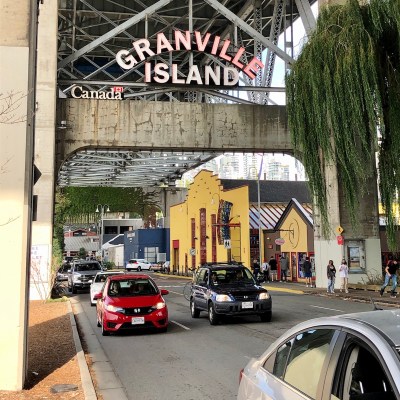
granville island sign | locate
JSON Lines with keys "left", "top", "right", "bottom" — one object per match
{"left": 71, "top": 30, "right": 265, "bottom": 99}
{"left": 116, "top": 30, "right": 265, "bottom": 86}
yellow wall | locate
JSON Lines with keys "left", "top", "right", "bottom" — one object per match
{"left": 170, "top": 170, "right": 251, "bottom": 270}
{"left": 279, "top": 208, "right": 309, "bottom": 253}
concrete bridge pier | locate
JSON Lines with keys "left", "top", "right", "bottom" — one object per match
{"left": 314, "top": 157, "right": 381, "bottom": 288}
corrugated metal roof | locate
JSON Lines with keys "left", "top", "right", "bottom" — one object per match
{"left": 249, "top": 203, "right": 313, "bottom": 230}
{"left": 221, "top": 180, "right": 311, "bottom": 203}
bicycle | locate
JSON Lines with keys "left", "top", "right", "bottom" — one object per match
{"left": 183, "top": 267, "right": 198, "bottom": 301}
{"left": 183, "top": 281, "right": 193, "bottom": 301}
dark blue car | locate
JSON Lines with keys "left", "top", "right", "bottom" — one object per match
{"left": 189, "top": 263, "right": 272, "bottom": 325}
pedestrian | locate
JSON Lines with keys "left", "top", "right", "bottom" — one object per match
{"left": 303, "top": 257, "right": 312, "bottom": 287}
{"left": 339, "top": 259, "right": 349, "bottom": 293}
{"left": 252, "top": 259, "right": 260, "bottom": 279}
{"left": 261, "top": 259, "right": 270, "bottom": 282}
{"left": 326, "top": 260, "right": 336, "bottom": 294}
{"left": 380, "top": 259, "right": 399, "bottom": 298}
{"left": 280, "top": 254, "right": 289, "bottom": 282}
{"left": 269, "top": 256, "right": 278, "bottom": 282}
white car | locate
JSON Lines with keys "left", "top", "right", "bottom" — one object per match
{"left": 90, "top": 271, "right": 125, "bottom": 306}
{"left": 125, "top": 258, "right": 153, "bottom": 272}
{"left": 238, "top": 309, "right": 400, "bottom": 400}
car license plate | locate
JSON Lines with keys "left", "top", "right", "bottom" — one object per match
{"left": 131, "top": 317, "right": 145, "bottom": 325}
{"left": 242, "top": 301, "right": 253, "bottom": 309}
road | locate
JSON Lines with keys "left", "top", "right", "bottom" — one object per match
{"left": 74, "top": 273, "right": 384, "bottom": 400}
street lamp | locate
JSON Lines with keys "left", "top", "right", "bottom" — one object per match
{"left": 248, "top": 165, "right": 262, "bottom": 269}
{"left": 95, "top": 204, "right": 110, "bottom": 261}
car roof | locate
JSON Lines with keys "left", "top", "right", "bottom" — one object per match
{"left": 339, "top": 309, "right": 400, "bottom": 346}
{"left": 283, "top": 310, "right": 400, "bottom": 347}
{"left": 73, "top": 259, "right": 100, "bottom": 264}
{"left": 95, "top": 271, "right": 124, "bottom": 275}
{"left": 202, "top": 264, "right": 245, "bottom": 271}
{"left": 109, "top": 273, "right": 151, "bottom": 281}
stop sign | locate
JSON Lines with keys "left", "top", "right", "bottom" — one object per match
{"left": 337, "top": 235, "right": 344, "bottom": 245}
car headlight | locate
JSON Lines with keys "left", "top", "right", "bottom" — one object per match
{"left": 216, "top": 294, "right": 233, "bottom": 302}
{"left": 154, "top": 302, "right": 166, "bottom": 309}
{"left": 105, "top": 304, "right": 125, "bottom": 313}
{"left": 72, "top": 274, "right": 81, "bottom": 282}
{"left": 258, "top": 292, "right": 270, "bottom": 300}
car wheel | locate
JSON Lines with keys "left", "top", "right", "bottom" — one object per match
{"left": 158, "top": 326, "right": 168, "bottom": 333}
{"left": 137, "top": 266, "right": 141, "bottom": 271}
{"left": 190, "top": 299, "right": 200, "bottom": 318}
{"left": 90, "top": 301, "right": 95, "bottom": 307}
{"left": 260, "top": 311, "right": 272, "bottom": 322}
{"left": 101, "top": 318, "right": 110, "bottom": 336}
{"left": 72, "top": 285, "right": 77, "bottom": 294}
{"left": 208, "top": 302, "right": 219, "bottom": 325}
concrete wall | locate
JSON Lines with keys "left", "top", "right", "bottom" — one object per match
{"left": 0, "top": 0, "right": 36, "bottom": 391}
{"left": 31, "top": 0, "right": 58, "bottom": 300}
{"left": 56, "top": 100, "right": 291, "bottom": 168}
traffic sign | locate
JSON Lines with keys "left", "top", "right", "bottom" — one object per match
{"left": 275, "top": 238, "right": 285, "bottom": 245}
{"left": 189, "top": 248, "right": 196, "bottom": 256}
{"left": 335, "top": 226, "right": 344, "bottom": 235}
{"left": 224, "top": 239, "right": 231, "bottom": 249}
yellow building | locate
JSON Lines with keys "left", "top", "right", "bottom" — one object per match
{"left": 170, "top": 170, "right": 251, "bottom": 273}
{"left": 274, "top": 198, "right": 315, "bottom": 282}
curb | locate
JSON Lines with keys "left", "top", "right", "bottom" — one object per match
{"left": 67, "top": 300, "right": 97, "bottom": 400}
{"left": 69, "top": 299, "right": 129, "bottom": 400}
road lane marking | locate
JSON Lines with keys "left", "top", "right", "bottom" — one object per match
{"left": 167, "top": 290, "right": 184, "bottom": 296}
{"left": 158, "top": 285, "right": 186, "bottom": 288}
{"left": 310, "top": 305, "right": 344, "bottom": 313}
{"left": 170, "top": 320, "right": 191, "bottom": 330}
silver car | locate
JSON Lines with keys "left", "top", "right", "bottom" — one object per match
{"left": 238, "top": 310, "right": 400, "bottom": 400}
{"left": 90, "top": 271, "right": 125, "bottom": 306}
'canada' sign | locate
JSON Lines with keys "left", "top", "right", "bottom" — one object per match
{"left": 116, "top": 30, "right": 264, "bottom": 86}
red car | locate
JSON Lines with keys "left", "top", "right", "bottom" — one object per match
{"left": 94, "top": 274, "right": 169, "bottom": 336}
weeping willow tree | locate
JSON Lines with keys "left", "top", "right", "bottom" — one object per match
{"left": 286, "top": 0, "right": 400, "bottom": 250}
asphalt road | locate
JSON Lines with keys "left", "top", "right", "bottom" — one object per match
{"left": 74, "top": 273, "right": 384, "bottom": 400}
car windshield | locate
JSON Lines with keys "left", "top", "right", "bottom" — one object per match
{"left": 75, "top": 263, "right": 100, "bottom": 271}
{"left": 108, "top": 279, "right": 158, "bottom": 297}
{"left": 210, "top": 268, "right": 255, "bottom": 285}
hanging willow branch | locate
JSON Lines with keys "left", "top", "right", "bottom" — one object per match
{"left": 286, "top": 0, "right": 400, "bottom": 250}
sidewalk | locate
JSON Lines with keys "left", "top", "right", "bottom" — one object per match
{"left": 261, "top": 280, "right": 400, "bottom": 308}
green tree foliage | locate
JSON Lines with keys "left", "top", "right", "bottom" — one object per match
{"left": 53, "top": 186, "right": 159, "bottom": 258}
{"left": 78, "top": 247, "right": 87, "bottom": 259}
{"left": 286, "top": 0, "right": 399, "bottom": 250}
{"left": 61, "top": 186, "right": 159, "bottom": 223}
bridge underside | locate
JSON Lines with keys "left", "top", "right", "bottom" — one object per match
{"left": 56, "top": 0, "right": 316, "bottom": 187}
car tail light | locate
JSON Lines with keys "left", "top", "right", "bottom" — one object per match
{"left": 239, "top": 368, "right": 244, "bottom": 383}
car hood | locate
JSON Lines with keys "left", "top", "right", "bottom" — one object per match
{"left": 75, "top": 270, "right": 100, "bottom": 276}
{"left": 211, "top": 283, "right": 266, "bottom": 295}
{"left": 107, "top": 294, "right": 163, "bottom": 308}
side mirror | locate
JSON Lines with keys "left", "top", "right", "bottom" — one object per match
{"left": 93, "top": 292, "right": 103, "bottom": 300}
{"left": 160, "top": 289, "right": 169, "bottom": 295}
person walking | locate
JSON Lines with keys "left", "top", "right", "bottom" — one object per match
{"left": 252, "top": 259, "right": 260, "bottom": 279}
{"left": 269, "top": 256, "right": 278, "bottom": 282}
{"left": 380, "top": 259, "right": 399, "bottom": 298}
{"left": 303, "top": 257, "right": 312, "bottom": 287}
{"left": 327, "top": 260, "right": 336, "bottom": 294}
{"left": 280, "top": 254, "right": 289, "bottom": 282}
{"left": 339, "top": 259, "right": 349, "bottom": 293}
{"left": 261, "top": 259, "right": 270, "bottom": 282}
